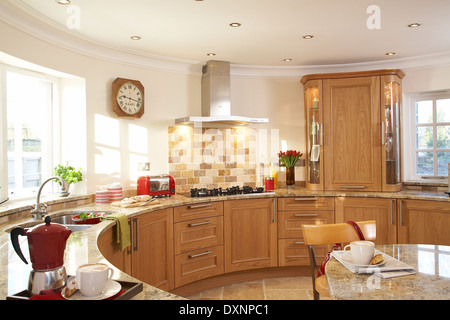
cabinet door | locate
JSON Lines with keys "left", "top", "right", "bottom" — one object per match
{"left": 224, "top": 198, "right": 277, "bottom": 273}
{"left": 398, "top": 200, "right": 450, "bottom": 245}
{"left": 323, "top": 76, "right": 381, "bottom": 191}
{"left": 335, "top": 197, "right": 396, "bottom": 244}
{"left": 97, "top": 223, "right": 132, "bottom": 274}
{"left": 131, "top": 208, "right": 174, "bottom": 290}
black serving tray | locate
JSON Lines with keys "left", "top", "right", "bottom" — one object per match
{"left": 6, "top": 279, "right": 143, "bottom": 300}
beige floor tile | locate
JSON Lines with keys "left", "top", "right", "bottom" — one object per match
{"left": 222, "top": 281, "right": 265, "bottom": 300}
{"left": 264, "top": 276, "right": 313, "bottom": 290}
{"left": 186, "top": 277, "right": 315, "bottom": 300}
{"left": 265, "top": 289, "right": 312, "bottom": 300}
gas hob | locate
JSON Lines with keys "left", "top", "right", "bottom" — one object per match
{"left": 190, "top": 186, "right": 267, "bottom": 197}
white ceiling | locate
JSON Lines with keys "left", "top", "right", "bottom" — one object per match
{"left": 10, "top": 0, "right": 450, "bottom": 67}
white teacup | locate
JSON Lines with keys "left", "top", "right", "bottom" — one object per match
{"left": 76, "top": 263, "right": 114, "bottom": 297}
{"left": 343, "top": 240, "right": 375, "bottom": 265}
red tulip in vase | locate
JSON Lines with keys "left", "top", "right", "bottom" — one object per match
{"left": 278, "top": 150, "right": 303, "bottom": 186}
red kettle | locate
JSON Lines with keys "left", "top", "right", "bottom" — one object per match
{"left": 11, "top": 216, "right": 72, "bottom": 270}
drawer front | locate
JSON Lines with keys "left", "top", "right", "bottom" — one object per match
{"left": 278, "top": 239, "right": 329, "bottom": 266}
{"left": 277, "top": 211, "right": 334, "bottom": 239}
{"left": 174, "top": 246, "right": 224, "bottom": 287}
{"left": 278, "top": 197, "right": 334, "bottom": 211}
{"left": 174, "top": 216, "right": 223, "bottom": 254}
{"left": 174, "top": 201, "right": 223, "bottom": 222}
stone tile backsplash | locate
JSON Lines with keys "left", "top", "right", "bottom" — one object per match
{"left": 169, "top": 126, "right": 261, "bottom": 194}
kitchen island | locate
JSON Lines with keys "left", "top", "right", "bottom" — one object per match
{"left": 1, "top": 187, "right": 449, "bottom": 300}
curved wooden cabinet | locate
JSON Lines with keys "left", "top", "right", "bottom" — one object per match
{"left": 98, "top": 208, "right": 174, "bottom": 291}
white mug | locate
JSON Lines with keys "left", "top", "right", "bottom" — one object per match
{"left": 76, "top": 263, "right": 114, "bottom": 297}
{"left": 344, "top": 240, "right": 375, "bottom": 265}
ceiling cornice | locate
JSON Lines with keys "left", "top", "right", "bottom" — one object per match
{"left": 2, "top": 0, "right": 450, "bottom": 78}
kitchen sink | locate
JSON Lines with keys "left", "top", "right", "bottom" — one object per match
{"left": 49, "top": 211, "right": 116, "bottom": 232}
{"left": 6, "top": 211, "right": 116, "bottom": 234}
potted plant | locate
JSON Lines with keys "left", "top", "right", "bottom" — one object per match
{"left": 53, "top": 162, "right": 83, "bottom": 195}
{"left": 278, "top": 150, "right": 303, "bottom": 185}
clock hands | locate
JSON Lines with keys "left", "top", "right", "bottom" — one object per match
{"left": 118, "top": 95, "right": 141, "bottom": 103}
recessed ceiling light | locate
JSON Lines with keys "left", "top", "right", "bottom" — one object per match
{"left": 229, "top": 22, "right": 242, "bottom": 27}
{"left": 55, "top": 0, "right": 70, "bottom": 4}
{"left": 207, "top": 53, "right": 216, "bottom": 57}
{"left": 130, "top": 36, "right": 141, "bottom": 40}
{"left": 385, "top": 52, "right": 396, "bottom": 56}
{"left": 283, "top": 58, "right": 292, "bottom": 62}
{"left": 408, "top": 23, "right": 421, "bottom": 28}
{"left": 303, "top": 34, "right": 314, "bottom": 39}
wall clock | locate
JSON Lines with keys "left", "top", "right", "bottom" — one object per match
{"left": 112, "top": 78, "right": 145, "bottom": 119}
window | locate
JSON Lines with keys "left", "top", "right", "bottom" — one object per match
{"left": 1, "top": 67, "right": 58, "bottom": 200}
{"left": 409, "top": 93, "right": 450, "bottom": 180}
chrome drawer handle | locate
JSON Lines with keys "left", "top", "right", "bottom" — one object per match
{"left": 294, "top": 197, "right": 319, "bottom": 201}
{"left": 340, "top": 186, "right": 365, "bottom": 189}
{"left": 188, "top": 220, "right": 212, "bottom": 227}
{"left": 188, "top": 250, "right": 212, "bottom": 258}
{"left": 188, "top": 203, "right": 212, "bottom": 209}
{"left": 294, "top": 241, "right": 305, "bottom": 245}
{"left": 294, "top": 213, "right": 319, "bottom": 217}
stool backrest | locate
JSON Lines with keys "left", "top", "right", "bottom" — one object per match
{"left": 302, "top": 220, "right": 376, "bottom": 245}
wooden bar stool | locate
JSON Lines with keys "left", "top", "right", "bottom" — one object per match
{"left": 302, "top": 220, "right": 376, "bottom": 300}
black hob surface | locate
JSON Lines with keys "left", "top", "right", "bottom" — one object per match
{"left": 190, "top": 186, "right": 265, "bottom": 197}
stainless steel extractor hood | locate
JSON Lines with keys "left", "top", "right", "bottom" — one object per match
{"left": 175, "top": 61, "right": 269, "bottom": 126}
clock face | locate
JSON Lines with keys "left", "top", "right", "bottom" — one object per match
{"left": 116, "top": 82, "right": 143, "bottom": 115}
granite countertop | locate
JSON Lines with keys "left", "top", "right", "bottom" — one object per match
{"left": 1, "top": 187, "right": 449, "bottom": 300}
{"left": 325, "top": 244, "right": 450, "bottom": 300}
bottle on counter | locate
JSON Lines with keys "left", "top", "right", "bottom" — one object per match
{"left": 270, "top": 162, "right": 279, "bottom": 189}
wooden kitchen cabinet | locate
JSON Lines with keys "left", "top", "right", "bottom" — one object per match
{"left": 98, "top": 208, "right": 174, "bottom": 290}
{"left": 335, "top": 197, "right": 397, "bottom": 244}
{"left": 398, "top": 200, "right": 450, "bottom": 245}
{"left": 97, "top": 222, "right": 132, "bottom": 274}
{"left": 277, "top": 197, "right": 334, "bottom": 266}
{"left": 173, "top": 202, "right": 224, "bottom": 287}
{"left": 130, "top": 208, "right": 174, "bottom": 291}
{"left": 301, "top": 69, "right": 405, "bottom": 192}
{"left": 224, "top": 198, "right": 277, "bottom": 273}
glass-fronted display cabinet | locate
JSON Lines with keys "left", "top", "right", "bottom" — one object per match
{"left": 381, "top": 75, "right": 402, "bottom": 191}
{"left": 304, "top": 80, "right": 323, "bottom": 190}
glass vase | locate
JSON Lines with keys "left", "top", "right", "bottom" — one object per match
{"left": 286, "top": 166, "right": 295, "bottom": 186}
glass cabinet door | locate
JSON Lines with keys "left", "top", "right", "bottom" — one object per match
{"left": 304, "top": 80, "right": 323, "bottom": 190}
{"left": 382, "top": 75, "right": 402, "bottom": 191}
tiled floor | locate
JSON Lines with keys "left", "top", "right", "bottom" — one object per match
{"left": 186, "top": 276, "right": 323, "bottom": 300}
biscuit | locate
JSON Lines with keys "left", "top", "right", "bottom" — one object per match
{"left": 370, "top": 253, "right": 384, "bottom": 265}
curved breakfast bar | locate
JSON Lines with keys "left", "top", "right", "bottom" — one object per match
{"left": 1, "top": 187, "right": 449, "bottom": 300}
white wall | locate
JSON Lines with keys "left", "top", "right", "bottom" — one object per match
{"left": 1, "top": 17, "right": 449, "bottom": 194}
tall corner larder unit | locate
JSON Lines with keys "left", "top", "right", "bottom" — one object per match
{"left": 301, "top": 69, "right": 405, "bottom": 192}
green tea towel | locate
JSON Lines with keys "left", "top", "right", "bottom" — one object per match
{"left": 103, "top": 213, "right": 131, "bottom": 251}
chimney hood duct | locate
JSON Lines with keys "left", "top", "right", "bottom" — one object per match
{"left": 175, "top": 61, "right": 269, "bottom": 126}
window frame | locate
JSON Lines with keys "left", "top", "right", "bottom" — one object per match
{"left": 0, "top": 64, "right": 61, "bottom": 202}
{"left": 404, "top": 91, "right": 450, "bottom": 182}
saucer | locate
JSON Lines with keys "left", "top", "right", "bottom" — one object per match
{"left": 62, "top": 279, "right": 121, "bottom": 300}
{"left": 341, "top": 252, "right": 385, "bottom": 268}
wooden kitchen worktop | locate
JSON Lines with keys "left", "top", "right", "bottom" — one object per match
{"left": 1, "top": 187, "right": 449, "bottom": 300}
